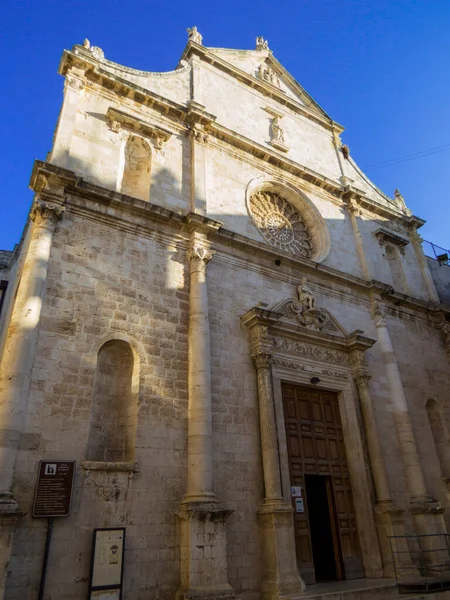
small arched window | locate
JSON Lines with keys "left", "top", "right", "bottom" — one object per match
{"left": 121, "top": 135, "right": 151, "bottom": 201}
{"left": 426, "top": 399, "right": 450, "bottom": 477}
{"left": 88, "top": 340, "right": 137, "bottom": 462}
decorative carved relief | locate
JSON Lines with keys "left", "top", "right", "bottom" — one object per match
{"left": 272, "top": 357, "right": 348, "bottom": 379}
{"left": 271, "top": 337, "right": 349, "bottom": 365}
{"left": 66, "top": 76, "right": 84, "bottom": 92}
{"left": 188, "top": 245, "right": 214, "bottom": 264}
{"left": 248, "top": 191, "right": 312, "bottom": 257}
{"left": 258, "top": 64, "right": 280, "bottom": 87}
{"left": 192, "top": 129, "right": 209, "bottom": 144}
{"left": 371, "top": 301, "right": 387, "bottom": 328}
{"left": 252, "top": 351, "right": 272, "bottom": 369}
{"left": 273, "top": 279, "right": 341, "bottom": 334}
{"left": 30, "top": 200, "right": 64, "bottom": 228}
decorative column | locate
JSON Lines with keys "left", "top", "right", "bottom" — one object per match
{"left": 371, "top": 301, "right": 446, "bottom": 563}
{"left": 409, "top": 229, "right": 440, "bottom": 303}
{"left": 0, "top": 196, "right": 63, "bottom": 599}
{"left": 242, "top": 308, "right": 304, "bottom": 600}
{"left": 350, "top": 349, "right": 414, "bottom": 578}
{"left": 177, "top": 228, "right": 234, "bottom": 600}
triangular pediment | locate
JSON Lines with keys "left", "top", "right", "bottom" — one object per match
{"left": 206, "top": 47, "right": 330, "bottom": 118}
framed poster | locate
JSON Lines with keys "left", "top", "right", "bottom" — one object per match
{"left": 88, "top": 528, "right": 125, "bottom": 600}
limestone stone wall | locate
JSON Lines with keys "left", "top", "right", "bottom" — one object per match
{"left": 3, "top": 35, "right": 450, "bottom": 600}
{"left": 6, "top": 213, "right": 190, "bottom": 600}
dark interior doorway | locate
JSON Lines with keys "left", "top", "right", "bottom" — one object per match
{"left": 304, "top": 475, "right": 343, "bottom": 582}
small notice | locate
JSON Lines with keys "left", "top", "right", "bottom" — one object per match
{"left": 89, "top": 528, "right": 125, "bottom": 600}
{"left": 33, "top": 460, "right": 76, "bottom": 518}
{"left": 291, "top": 486, "right": 302, "bottom": 498}
{"left": 295, "top": 498, "right": 304, "bottom": 513}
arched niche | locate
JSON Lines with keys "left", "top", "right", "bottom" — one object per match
{"left": 121, "top": 135, "right": 152, "bottom": 201}
{"left": 384, "top": 244, "right": 408, "bottom": 294}
{"left": 87, "top": 339, "right": 138, "bottom": 462}
{"left": 245, "top": 177, "right": 331, "bottom": 263}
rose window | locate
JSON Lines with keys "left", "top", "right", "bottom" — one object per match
{"left": 248, "top": 191, "right": 312, "bottom": 257}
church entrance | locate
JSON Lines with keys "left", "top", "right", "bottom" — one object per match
{"left": 282, "top": 383, "right": 364, "bottom": 584}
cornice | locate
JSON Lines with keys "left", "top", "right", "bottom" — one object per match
{"left": 59, "top": 49, "right": 418, "bottom": 225}
{"left": 28, "top": 160, "right": 449, "bottom": 322}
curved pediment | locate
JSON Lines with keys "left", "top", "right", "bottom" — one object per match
{"left": 270, "top": 279, "right": 348, "bottom": 338}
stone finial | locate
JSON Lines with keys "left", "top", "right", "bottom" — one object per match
{"left": 83, "top": 38, "right": 90, "bottom": 49}
{"left": 341, "top": 144, "right": 350, "bottom": 159}
{"left": 394, "top": 188, "right": 406, "bottom": 207}
{"left": 256, "top": 36, "right": 269, "bottom": 51}
{"left": 187, "top": 26, "right": 203, "bottom": 45}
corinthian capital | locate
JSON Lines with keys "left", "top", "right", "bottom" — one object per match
{"left": 252, "top": 351, "right": 272, "bottom": 369}
{"left": 30, "top": 200, "right": 64, "bottom": 228}
{"left": 371, "top": 301, "right": 387, "bottom": 327}
{"left": 188, "top": 245, "right": 214, "bottom": 264}
{"left": 349, "top": 350, "right": 370, "bottom": 384}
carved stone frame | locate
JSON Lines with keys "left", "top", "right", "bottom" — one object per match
{"left": 243, "top": 305, "right": 383, "bottom": 585}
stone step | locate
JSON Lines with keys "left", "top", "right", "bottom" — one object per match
{"left": 290, "top": 579, "right": 398, "bottom": 600}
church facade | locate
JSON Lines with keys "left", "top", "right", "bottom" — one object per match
{"left": 1, "top": 29, "right": 450, "bottom": 600}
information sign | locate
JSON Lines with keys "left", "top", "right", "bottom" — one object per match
{"left": 33, "top": 460, "right": 76, "bottom": 518}
{"left": 89, "top": 528, "right": 125, "bottom": 600}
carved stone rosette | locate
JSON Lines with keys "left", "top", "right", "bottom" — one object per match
{"left": 248, "top": 191, "right": 312, "bottom": 257}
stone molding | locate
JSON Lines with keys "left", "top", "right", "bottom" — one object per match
{"left": 106, "top": 107, "right": 173, "bottom": 149}
{"left": 81, "top": 461, "right": 139, "bottom": 473}
{"left": 375, "top": 228, "right": 410, "bottom": 254}
{"left": 28, "top": 162, "right": 450, "bottom": 325}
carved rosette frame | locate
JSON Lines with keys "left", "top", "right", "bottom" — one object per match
{"left": 242, "top": 302, "right": 384, "bottom": 580}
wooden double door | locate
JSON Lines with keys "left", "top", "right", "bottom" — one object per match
{"left": 282, "top": 383, "right": 364, "bottom": 584}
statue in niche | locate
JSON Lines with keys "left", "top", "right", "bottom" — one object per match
{"left": 187, "top": 26, "right": 203, "bottom": 45}
{"left": 271, "top": 116, "right": 285, "bottom": 143}
{"left": 297, "top": 277, "right": 315, "bottom": 310}
{"left": 258, "top": 64, "right": 280, "bottom": 87}
{"left": 256, "top": 36, "right": 269, "bottom": 51}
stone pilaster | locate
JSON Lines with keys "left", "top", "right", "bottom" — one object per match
{"left": 185, "top": 233, "right": 215, "bottom": 503}
{"left": 178, "top": 229, "right": 234, "bottom": 600}
{"left": 409, "top": 229, "right": 440, "bottom": 303}
{"left": 50, "top": 67, "right": 85, "bottom": 167}
{"left": 242, "top": 308, "right": 304, "bottom": 600}
{"left": 0, "top": 199, "right": 63, "bottom": 504}
{"left": 350, "top": 350, "right": 412, "bottom": 577}
{"left": 346, "top": 198, "right": 372, "bottom": 281}
{"left": 371, "top": 300, "right": 447, "bottom": 560}
{"left": 0, "top": 197, "right": 63, "bottom": 600}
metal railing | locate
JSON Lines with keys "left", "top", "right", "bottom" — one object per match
{"left": 423, "top": 240, "right": 450, "bottom": 265}
{"left": 389, "top": 533, "right": 450, "bottom": 593}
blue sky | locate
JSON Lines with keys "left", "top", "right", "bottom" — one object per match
{"left": 1, "top": 0, "right": 450, "bottom": 251}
